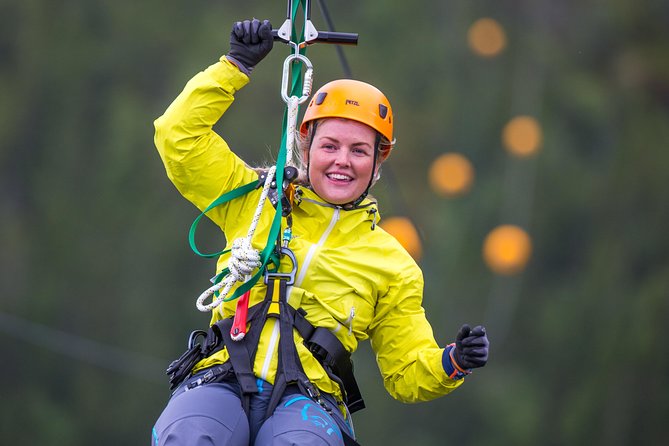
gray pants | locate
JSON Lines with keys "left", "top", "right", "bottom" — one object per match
{"left": 152, "top": 369, "right": 355, "bottom": 445}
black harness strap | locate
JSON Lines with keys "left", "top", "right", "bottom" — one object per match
{"left": 264, "top": 277, "right": 315, "bottom": 418}
{"left": 261, "top": 276, "right": 362, "bottom": 446}
{"left": 209, "top": 291, "right": 273, "bottom": 412}
{"left": 216, "top": 318, "right": 259, "bottom": 392}
{"left": 294, "top": 309, "right": 366, "bottom": 413}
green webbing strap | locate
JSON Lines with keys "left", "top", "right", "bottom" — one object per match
{"left": 189, "top": 0, "right": 308, "bottom": 303}
{"left": 188, "top": 180, "right": 259, "bottom": 258}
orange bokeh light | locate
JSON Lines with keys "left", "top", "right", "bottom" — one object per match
{"left": 483, "top": 225, "right": 532, "bottom": 275}
{"left": 380, "top": 216, "right": 423, "bottom": 262}
{"left": 502, "top": 115, "right": 543, "bottom": 157}
{"left": 468, "top": 18, "right": 507, "bottom": 58}
{"left": 428, "top": 153, "right": 474, "bottom": 197}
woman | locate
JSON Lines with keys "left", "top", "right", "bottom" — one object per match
{"left": 152, "top": 18, "right": 489, "bottom": 446}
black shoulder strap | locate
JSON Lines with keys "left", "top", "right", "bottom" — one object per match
{"left": 294, "top": 310, "right": 365, "bottom": 413}
{"left": 264, "top": 277, "right": 316, "bottom": 418}
{"left": 214, "top": 318, "right": 259, "bottom": 395}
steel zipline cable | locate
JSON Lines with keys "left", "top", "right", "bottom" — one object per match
{"left": 0, "top": 311, "right": 167, "bottom": 384}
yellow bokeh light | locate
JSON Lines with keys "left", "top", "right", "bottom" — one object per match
{"left": 468, "top": 18, "right": 507, "bottom": 58}
{"left": 428, "top": 153, "right": 474, "bottom": 197}
{"left": 502, "top": 115, "right": 543, "bottom": 157}
{"left": 380, "top": 216, "right": 423, "bottom": 262}
{"left": 483, "top": 225, "right": 532, "bottom": 275}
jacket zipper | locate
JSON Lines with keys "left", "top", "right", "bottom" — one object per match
{"left": 258, "top": 207, "right": 340, "bottom": 382}
{"left": 296, "top": 207, "right": 340, "bottom": 287}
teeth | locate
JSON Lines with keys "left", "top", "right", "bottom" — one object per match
{"left": 328, "top": 173, "right": 352, "bottom": 181}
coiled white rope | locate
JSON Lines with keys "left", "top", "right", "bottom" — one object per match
{"left": 195, "top": 166, "right": 276, "bottom": 312}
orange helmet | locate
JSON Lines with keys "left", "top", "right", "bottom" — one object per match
{"left": 300, "top": 79, "right": 393, "bottom": 142}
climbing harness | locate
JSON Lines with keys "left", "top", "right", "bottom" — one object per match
{"left": 168, "top": 255, "right": 364, "bottom": 444}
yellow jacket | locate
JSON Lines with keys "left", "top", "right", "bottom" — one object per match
{"left": 154, "top": 56, "right": 463, "bottom": 404}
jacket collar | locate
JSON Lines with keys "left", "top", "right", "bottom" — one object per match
{"left": 294, "top": 186, "right": 380, "bottom": 232}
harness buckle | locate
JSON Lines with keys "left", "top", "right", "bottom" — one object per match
{"left": 302, "top": 378, "right": 321, "bottom": 402}
{"left": 305, "top": 383, "right": 320, "bottom": 400}
{"left": 264, "top": 247, "right": 298, "bottom": 285}
{"left": 185, "top": 365, "right": 229, "bottom": 391}
{"left": 301, "top": 379, "right": 333, "bottom": 414}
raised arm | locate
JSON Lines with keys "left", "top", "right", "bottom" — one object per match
{"left": 153, "top": 19, "right": 274, "bottom": 217}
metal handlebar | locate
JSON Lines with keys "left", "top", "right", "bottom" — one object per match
{"left": 271, "top": 29, "right": 358, "bottom": 46}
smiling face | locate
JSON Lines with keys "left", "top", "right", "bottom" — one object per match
{"left": 304, "top": 118, "right": 379, "bottom": 205}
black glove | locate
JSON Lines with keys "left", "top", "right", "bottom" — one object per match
{"left": 227, "top": 18, "right": 273, "bottom": 75}
{"left": 453, "top": 324, "right": 489, "bottom": 369}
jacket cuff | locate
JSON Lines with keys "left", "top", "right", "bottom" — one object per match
{"left": 206, "top": 56, "right": 250, "bottom": 93}
{"left": 225, "top": 55, "right": 252, "bottom": 76}
{"left": 442, "top": 344, "right": 471, "bottom": 380}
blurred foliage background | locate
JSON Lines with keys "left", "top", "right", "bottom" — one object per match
{"left": 1, "top": 0, "right": 668, "bottom": 444}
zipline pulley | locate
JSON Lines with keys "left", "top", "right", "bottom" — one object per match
{"left": 272, "top": 0, "right": 358, "bottom": 48}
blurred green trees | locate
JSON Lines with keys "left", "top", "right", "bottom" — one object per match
{"left": 1, "top": 1, "right": 667, "bottom": 444}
